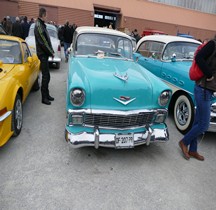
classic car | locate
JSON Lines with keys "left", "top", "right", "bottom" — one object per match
{"left": 25, "top": 23, "right": 61, "bottom": 69}
{"left": 0, "top": 35, "right": 40, "bottom": 147}
{"left": 134, "top": 35, "right": 216, "bottom": 134}
{"left": 65, "top": 26, "right": 172, "bottom": 149}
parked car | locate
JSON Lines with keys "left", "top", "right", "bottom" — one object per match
{"left": 25, "top": 23, "right": 61, "bottom": 69}
{"left": 134, "top": 35, "right": 216, "bottom": 134}
{"left": 0, "top": 24, "right": 7, "bottom": 35}
{"left": 65, "top": 26, "right": 172, "bottom": 149}
{"left": 0, "top": 35, "right": 40, "bottom": 147}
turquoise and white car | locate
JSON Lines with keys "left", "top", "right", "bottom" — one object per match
{"left": 65, "top": 27, "right": 172, "bottom": 149}
{"left": 134, "top": 35, "right": 216, "bottom": 134}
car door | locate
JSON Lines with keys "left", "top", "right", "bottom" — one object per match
{"left": 21, "top": 42, "right": 36, "bottom": 99}
{"left": 136, "top": 41, "right": 164, "bottom": 77}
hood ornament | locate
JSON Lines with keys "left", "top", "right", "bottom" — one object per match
{"left": 113, "top": 96, "right": 136, "bottom": 105}
{"left": 114, "top": 72, "right": 128, "bottom": 81}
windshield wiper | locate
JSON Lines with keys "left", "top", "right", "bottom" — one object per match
{"left": 109, "top": 52, "right": 123, "bottom": 57}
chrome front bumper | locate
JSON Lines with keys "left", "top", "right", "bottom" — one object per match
{"left": 65, "top": 126, "right": 169, "bottom": 149}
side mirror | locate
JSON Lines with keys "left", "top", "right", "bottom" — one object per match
{"left": 151, "top": 52, "right": 156, "bottom": 59}
{"left": 27, "top": 57, "right": 33, "bottom": 63}
{"left": 171, "top": 53, "right": 176, "bottom": 62}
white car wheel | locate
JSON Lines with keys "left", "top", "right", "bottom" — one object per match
{"left": 174, "top": 94, "right": 194, "bottom": 134}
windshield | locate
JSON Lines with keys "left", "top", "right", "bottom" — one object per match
{"left": 0, "top": 40, "right": 21, "bottom": 64}
{"left": 29, "top": 28, "right": 58, "bottom": 39}
{"left": 162, "top": 42, "right": 200, "bottom": 60}
{"left": 75, "top": 33, "right": 133, "bottom": 59}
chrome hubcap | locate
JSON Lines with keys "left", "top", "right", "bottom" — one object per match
{"left": 15, "top": 99, "right": 22, "bottom": 129}
{"left": 176, "top": 101, "right": 189, "bottom": 126}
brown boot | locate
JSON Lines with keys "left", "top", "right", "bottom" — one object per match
{"left": 188, "top": 151, "right": 204, "bottom": 161}
{"left": 179, "top": 140, "right": 190, "bottom": 160}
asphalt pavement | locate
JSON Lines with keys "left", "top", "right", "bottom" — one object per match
{"left": 0, "top": 56, "right": 216, "bottom": 210}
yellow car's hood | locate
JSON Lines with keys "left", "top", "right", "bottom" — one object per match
{"left": 0, "top": 64, "right": 15, "bottom": 80}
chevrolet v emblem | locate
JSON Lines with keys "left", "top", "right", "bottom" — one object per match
{"left": 113, "top": 72, "right": 128, "bottom": 81}
{"left": 113, "top": 97, "right": 136, "bottom": 105}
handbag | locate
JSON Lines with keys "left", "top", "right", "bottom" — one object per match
{"left": 189, "top": 43, "right": 206, "bottom": 81}
{"left": 198, "top": 72, "right": 216, "bottom": 92}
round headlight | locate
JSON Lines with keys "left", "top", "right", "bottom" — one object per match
{"left": 70, "top": 88, "right": 85, "bottom": 106}
{"left": 159, "top": 91, "right": 171, "bottom": 106}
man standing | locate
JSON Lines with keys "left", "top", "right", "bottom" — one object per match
{"left": 12, "top": 17, "right": 23, "bottom": 38}
{"left": 34, "top": 7, "right": 55, "bottom": 105}
{"left": 131, "top": 29, "right": 141, "bottom": 43}
{"left": 21, "top": 16, "right": 30, "bottom": 40}
{"left": 63, "top": 21, "right": 72, "bottom": 62}
{"left": 5, "top": 16, "right": 13, "bottom": 35}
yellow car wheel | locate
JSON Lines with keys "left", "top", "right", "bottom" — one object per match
{"left": 12, "top": 94, "right": 23, "bottom": 137}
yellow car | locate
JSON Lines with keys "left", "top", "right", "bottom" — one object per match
{"left": 0, "top": 35, "right": 40, "bottom": 147}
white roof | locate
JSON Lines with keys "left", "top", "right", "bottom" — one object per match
{"left": 137, "top": 34, "right": 201, "bottom": 46}
{"left": 76, "top": 26, "right": 131, "bottom": 39}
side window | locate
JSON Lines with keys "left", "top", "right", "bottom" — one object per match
{"left": 117, "top": 39, "right": 132, "bottom": 59}
{"left": 137, "top": 41, "right": 151, "bottom": 57}
{"left": 150, "top": 42, "right": 164, "bottom": 59}
{"left": 22, "top": 43, "right": 31, "bottom": 63}
{"left": 137, "top": 41, "right": 164, "bottom": 59}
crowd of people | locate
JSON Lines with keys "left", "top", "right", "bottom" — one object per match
{"left": 1, "top": 16, "right": 35, "bottom": 39}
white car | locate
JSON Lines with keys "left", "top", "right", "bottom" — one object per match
{"left": 25, "top": 23, "right": 61, "bottom": 69}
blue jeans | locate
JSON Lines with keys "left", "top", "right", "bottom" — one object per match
{"left": 64, "top": 42, "right": 71, "bottom": 59}
{"left": 182, "top": 84, "right": 213, "bottom": 152}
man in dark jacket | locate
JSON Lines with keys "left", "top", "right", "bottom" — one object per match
{"left": 34, "top": 7, "right": 55, "bottom": 105}
{"left": 21, "top": 16, "right": 30, "bottom": 40}
{"left": 63, "top": 21, "right": 72, "bottom": 62}
{"left": 12, "top": 17, "right": 23, "bottom": 38}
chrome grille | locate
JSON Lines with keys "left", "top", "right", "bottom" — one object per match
{"left": 84, "top": 112, "right": 155, "bottom": 128}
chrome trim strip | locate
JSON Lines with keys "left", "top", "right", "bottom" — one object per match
{"left": 67, "top": 108, "right": 167, "bottom": 115}
{"left": 0, "top": 111, "right": 12, "bottom": 122}
{"left": 113, "top": 97, "right": 136, "bottom": 105}
{"left": 161, "top": 79, "right": 194, "bottom": 96}
{"left": 65, "top": 125, "right": 169, "bottom": 148}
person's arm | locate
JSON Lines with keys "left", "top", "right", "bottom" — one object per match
{"left": 195, "top": 40, "right": 215, "bottom": 79}
{"left": 35, "top": 21, "right": 54, "bottom": 57}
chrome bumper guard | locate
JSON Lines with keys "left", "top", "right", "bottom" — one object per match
{"left": 65, "top": 126, "right": 169, "bottom": 149}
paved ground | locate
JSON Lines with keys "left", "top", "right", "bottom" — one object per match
{"left": 0, "top": 58, "right": 216, "bottom": 210}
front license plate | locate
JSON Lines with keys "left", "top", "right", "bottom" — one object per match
{"left": 115, "top": 133, "right": 134, "bottom": 148}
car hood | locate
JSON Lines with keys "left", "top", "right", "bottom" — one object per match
{"left": 68, "top": 57, "right": 166, "bottom": 110}
{"left": 0, "top": 64, "right": 15, "bottom": 80}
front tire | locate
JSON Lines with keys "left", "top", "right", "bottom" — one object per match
{"left": 174, "top": 94, "right": 194, "bottom": 134}
{"left": 12, "top": 94, "right": 23, "bottom": 137}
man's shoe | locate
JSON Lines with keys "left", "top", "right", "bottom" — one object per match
{"left": 188, "top": 151, "right": 204, "bottom": 161}
{"left": 179, "top": 140, "right": 190, "bottom": 160}
{"left": 47, "top": 95, "right": 54, "bottom": 101}
{"left": 42, "top": 98, "right": 51, "bottom": 105}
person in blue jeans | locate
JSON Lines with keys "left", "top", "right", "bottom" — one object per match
{"left": 179, "top": 37, "right": 216, "bottom": 161}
